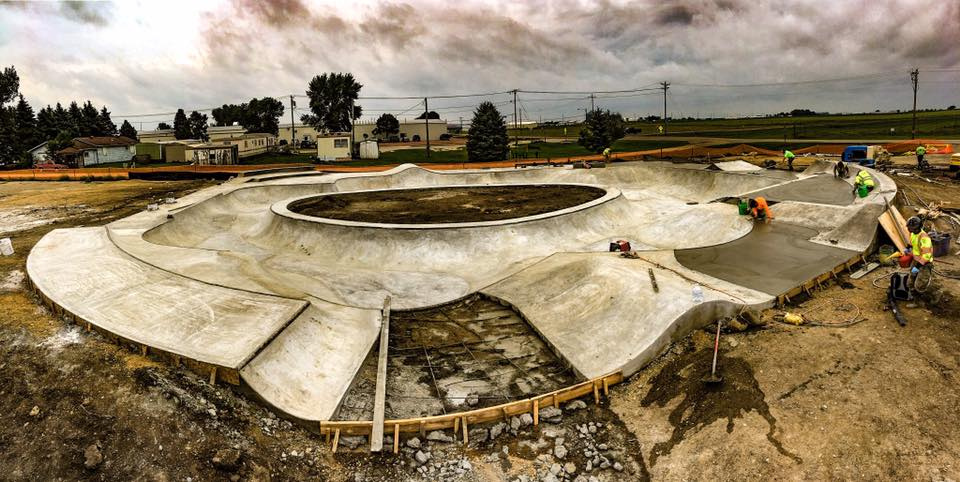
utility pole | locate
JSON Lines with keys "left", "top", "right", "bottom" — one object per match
{"left": 910, "top": 68, "right": 919, "bottom": 139}
{"left": 660, "top": 81, "right": 670, "bottom": 134}
{"left": 512, "top": 89, "right": 519, "bottom": 147}
{"left": 349, "top": 99, "right": 356, "bottom": 159}
{"left": 424, "top": 97, "right": 430, "bottom": 159}
{"left": 589, "top": 93, "right": 595, "bottom": 111}
{"left": 289, "top": 95, "right": 296, "bottom": 148}
{"left": 459, "top": 116, "right": 463, "bottom": 133}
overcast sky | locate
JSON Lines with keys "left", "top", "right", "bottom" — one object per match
{"left": 2, "top": 0, "right": 958, "bottom": 128}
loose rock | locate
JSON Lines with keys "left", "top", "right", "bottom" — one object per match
{"left": 83, "top": 442, "right": 103, "bottom": 470}
{"left": 540, "top": 406, "right": 563, "bottom": 423}
{"left": 212, "top": 448, "right": 242, "bottom": 472}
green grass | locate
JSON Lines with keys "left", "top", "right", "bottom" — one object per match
{"left": 239, "top": 153, "right": 316, "bottom": 165}
{"left": 509, "top": 109, "right": 960, "bottom": 140}
{"left": 709, "top": 142, "right": 818, "bottom": 150}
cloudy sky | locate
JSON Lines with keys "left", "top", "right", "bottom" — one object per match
{"left": 2, "top": 0, "right": 958, "bottom": 128}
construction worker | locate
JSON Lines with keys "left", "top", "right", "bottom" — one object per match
{"left": 834, "top": 160, "right": 849, "bottom": 178}
{"left": 748, "top": 197, "right": 774, "bottom": 222}
{"left": 916, "top": 145, "right": 928, "bottom": 170}
{"left": 783, "top": 149, "right": 796, "bottom": 171}
{"left": 603, "top": 147, "right": 611, "bottom": 162}
{"left": 658, "top": 125, "right": 664, "bottom": 135}
{"left": 903, "top": 216, "right": 934, "bottom": 282}
{"left": 853, "top": 168, "right": 875, "bottom": 193}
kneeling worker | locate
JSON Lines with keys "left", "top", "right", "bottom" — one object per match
{"left": 748, "top": 197, "right": 774, "bottom": 222}
{"left": 903, "top": 216, "right": 934, "bottom": 282}
{"left": 853, "top": 168, "right": 875, "bottom": 193}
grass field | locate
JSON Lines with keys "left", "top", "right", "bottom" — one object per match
{"left": 509, "top": 109, "right": 960, "bottom": 140}
{"left": 372, "top": 139, "right": 689, "bottom": 165}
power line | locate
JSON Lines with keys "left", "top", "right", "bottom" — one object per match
{"left": 674, "top": 72, "right": 901, "bottom": 88}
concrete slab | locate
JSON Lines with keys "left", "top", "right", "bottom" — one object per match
{"left": 482, "top": 251, "right": 772, "bottom": 379}
{"left": 27, "top": 227, "right": 307, "bottom": 369}
{"left": 240, "top": 301, "right": 380, "bottom": 421}
{"left": 675, "top": 222, "right": 858, "bottom": 296}
{"left": 743, "top": 174, "right": 855, "bottom": 206}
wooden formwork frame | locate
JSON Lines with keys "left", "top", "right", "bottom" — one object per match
{"left": 775, "top": 252, "right": 867, "bottom": 307}
{"left": 320, "top": 371, "right": 623, "bottom": 453}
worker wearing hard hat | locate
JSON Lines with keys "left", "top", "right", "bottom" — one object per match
{"left": 853, "top": 169, "right": 875, "bottom": 193}
{"left": 783, "top": 150, "right": 796, "bottom": 171}
{"left": 748, "top": 197, "right": 774, "bottom": 223}
{"left": 903, "top": 216, "right": 934, "bottom": 282}
{"left": 916, "top": 145, "right": 927, "bottom": 170}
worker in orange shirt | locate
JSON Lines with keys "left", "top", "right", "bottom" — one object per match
{"left": 748, "top": 197, "right": 774, "bottom": 222}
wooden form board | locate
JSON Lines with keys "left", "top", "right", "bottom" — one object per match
{"left": 369, "top": 297, "right": 390, "bottom": 452}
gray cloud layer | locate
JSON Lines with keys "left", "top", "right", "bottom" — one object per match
{"left": 4, "top": 0, "right": 958, "bottom": 126}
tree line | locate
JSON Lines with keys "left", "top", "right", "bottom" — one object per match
{"left": 1, "top": 64, "right": 625, "bottom": 166}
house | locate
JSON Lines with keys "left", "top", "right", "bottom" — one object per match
{"left": 28, "top": 141, "right": 50, "bottom": 162}
{"left": 213, "top": 133, "right": 277, "bottom": 158}
{"left": 278, "top": 118, "right": 449, "bottom": 145}
{"left": 56, "top": 137, "right": 137, "bottom": 167}
{"left": 137, "top": 129, "right": 176, "bottom": 143}
{"left": 316, "top": 133, "right": 352, "bottom": 160}
{"left": 207, "top": 125, "right": 247, "bottom": 141}
{"left": 134, "top": 142, "right": 163, "bottom": 161}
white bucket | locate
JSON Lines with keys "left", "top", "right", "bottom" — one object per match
{"left": 0, "top": 238, "right": 13, "bottom": 256}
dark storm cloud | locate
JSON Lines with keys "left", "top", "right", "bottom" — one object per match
{"left": 6, "top": 0, "right": 960, "bottom": 120}
{"left": 59, "top": 1, "right": 110, "bottom": 26}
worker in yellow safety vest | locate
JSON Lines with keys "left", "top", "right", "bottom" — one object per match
{"left": 903, "top": 216, "right": 934, "bottom": 282}
{"left": 916, "top": 145, "right": 927, "bottom": 170}
{"left": 603, "top": 147, "right": 611, "bottom": 162}
{"left": 783, "top": 150, "right": 796, "bottom": 171}
{"left": 853, "top": 169, "right": 875, "bottom": 193}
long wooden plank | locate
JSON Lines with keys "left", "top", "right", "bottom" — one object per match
{"left": 878, "top": 212, "right": 908, "bottom": 252}
{"left": 370, "top": 297, "right": 391, "bottom": 452}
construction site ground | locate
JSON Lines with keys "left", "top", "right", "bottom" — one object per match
{"left": 1, "top": 165, "right": 959, "bottom": 481}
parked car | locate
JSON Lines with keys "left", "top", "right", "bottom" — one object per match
{"left": 34, "top": 162, "right": 68, "bottom": 170}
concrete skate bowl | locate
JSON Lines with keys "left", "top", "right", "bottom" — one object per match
{"left": 25, "top": 161, "right": 896, "bottom": 446}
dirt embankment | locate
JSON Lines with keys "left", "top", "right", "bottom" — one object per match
{"left": 288, "top": 185, "right": 605, "bottom": 224}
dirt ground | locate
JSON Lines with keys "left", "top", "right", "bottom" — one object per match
{"left": 288, "top": 185, "right": 605, "bottom": 223}
{"left": 0, "top": 173, "right": 959, "bottom": 481}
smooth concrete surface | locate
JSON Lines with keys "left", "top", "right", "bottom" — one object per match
{"left": 482, "top": 251, "right": 772, "bottom": 379}
{"left": 240, "top": 302, "right": 380, "bottom": 421}
{"left": 27, "top": 227, "right": 306, "bottom": 369}
{"left": 26, "top": 160, "right": 896, "bottom": 422}
{"left": 675, "top": 221, "right": 858, "bottom": 295}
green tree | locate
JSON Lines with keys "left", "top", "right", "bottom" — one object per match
{"left": 97, "top": 106, "right": 116, "bottom": 136}
{"left": 119, "top": 120, "right": 138, "bottom": 140}
{"left": 578, "top": 109, "right": 625, "bottom": 153}
{"left": 0, "top": 107, "right": 16, "bottom": 163}
{"left": 0, "top": 66, "right": 18, "bottom": 106}
{"left": 157, "top": 121, "right": 172, "bottom": 130}
{"left": 173, "top": 109, "right": 191, "bottom": 139}
{"left": 466, "top": 101, "right": 509, "bottom": 163}
{"left": 301, "top": 72, "right": 362, "bottom": 132}
{"left": 15, "top": 95, "right": 38, "bottom": 156}
{"left": 373, "top": 113, "right": 400, "bottom": 139}
{"left": 212, "top": 103, "right": 245, "bottom": 126}
{"left": 244, "top": 97, "right": 284, "bottom": 134}
{"left": 80, "top": 101, "right": 99, "bottom": 136}
{"left": 36, "top": 105, "right": 58, "bottom": 143}
{"left": 67, "top": 101, "right": 83, "bottom": 135}
{"left": 47, "top": 130, "right": 75, "bottom": 159}
{"left": 415, "top": 110, "right": 440, "bottom": 120}
{"left": 188, "top": 110, "right": 208, "bottom": 141}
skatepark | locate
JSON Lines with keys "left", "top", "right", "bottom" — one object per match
{"left": 25, "top": 159, "right": 896, "bottom": 442}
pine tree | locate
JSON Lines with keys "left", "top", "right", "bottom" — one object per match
{"left": 466, "top": 102, "right": 509, "bottom": 163}
{"left": 119, "top": 120, "right": 138, "bottom": 141}
{"left": 97, "top": 106, "right": 116, "bottom": 136}
{"left": 80, "top": 101, "right": 99, "bottom": 136}
{"left": 173, "top": 109, "right": 191, "bottom": 139}
{"left": 67, "top": 101, "right": 82, "bottom": 136}
{"left": 577, "top": 109, "right": 625, "bottom": 153}
{"left": 37, "top": 106, "right": 58, "bottom": 143}
{"left": 188, "top": 111, "right": 208, "bottom": 141}
{"left": 15, "top": 95, "right": 38, "bottom": 157}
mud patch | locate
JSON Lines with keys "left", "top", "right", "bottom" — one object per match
{"left": 288, "top": 185, "right": 606, "bottom": 224}
{"left": 640, "top": 348, "right": 801, "bottom": 465}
